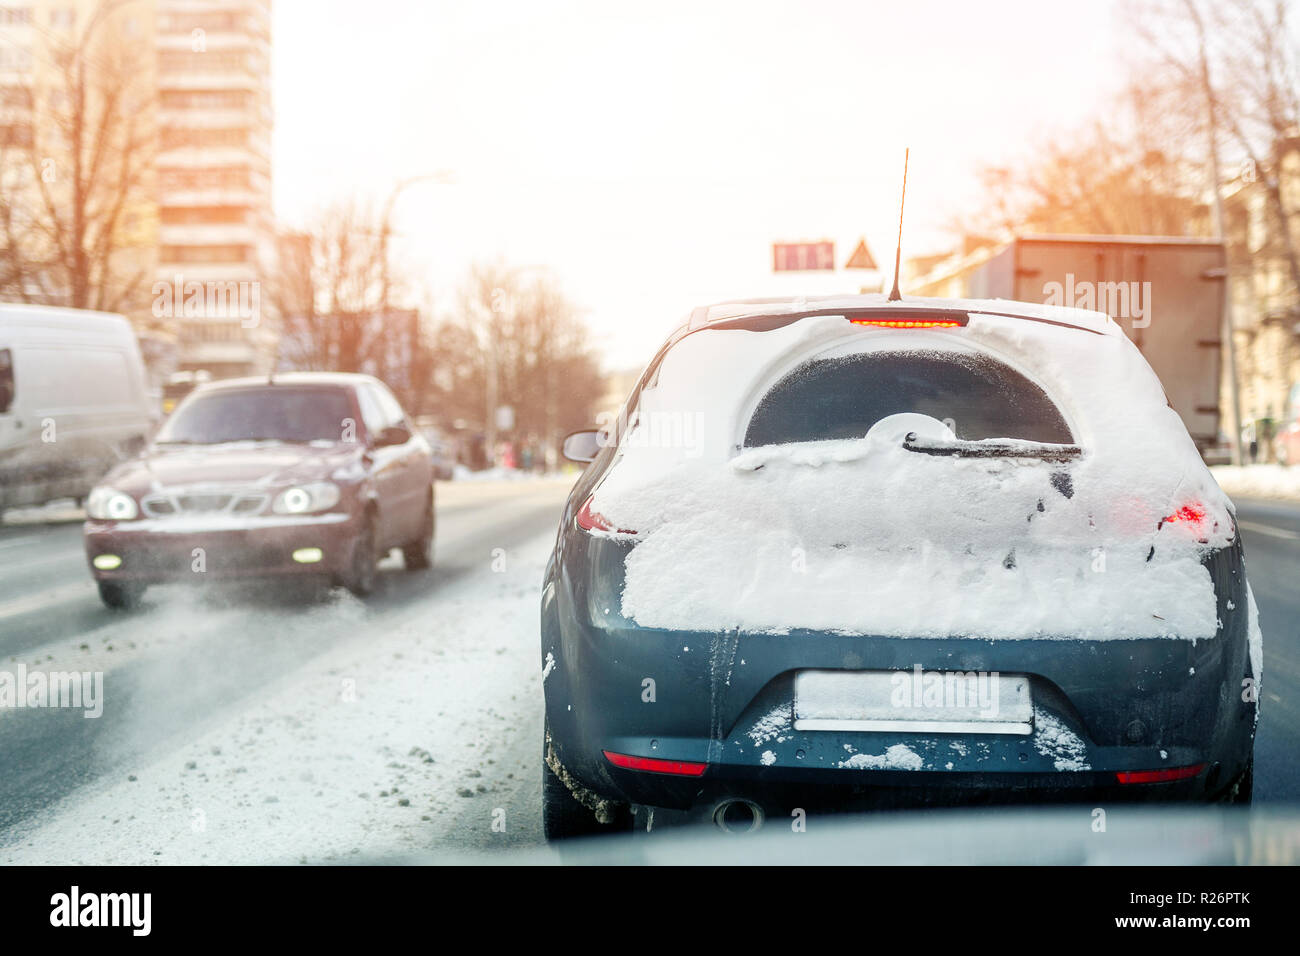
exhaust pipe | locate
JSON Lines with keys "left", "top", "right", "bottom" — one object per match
{"left": 712, "top": 798, "right": 765, "bottom": 834}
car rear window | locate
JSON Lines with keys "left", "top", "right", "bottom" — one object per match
{"left": 743, "top": 350, "right": 1073, "bottom": 446}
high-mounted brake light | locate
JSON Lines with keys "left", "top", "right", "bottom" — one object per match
{"left": 575, "top": 495, "right": 636, "bottom": 536}
{"left": 1116, "top": 764, "right": 1205, "bottom": 785}
{"left": 850, "top": 318, "right": 964, "bottom": 328}
{"left": 603, "top": 750, "right": 708, "bottom": 777}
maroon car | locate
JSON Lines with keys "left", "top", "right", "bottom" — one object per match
{"left": 84, "top": 372, "right": 434, "bottom": 609}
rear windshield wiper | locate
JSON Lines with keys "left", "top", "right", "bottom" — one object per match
{"left": 903, "top": 432, "right": 1082, "bottom": 463}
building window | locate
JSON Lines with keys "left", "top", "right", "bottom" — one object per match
{"left": 158, "top": 50, "right": 250, "bottom": 73}
{"left": 159, "top": 167, "right": 254, "bottom": 191}
{"left": 48, "top": 6, "right": 74, "bottom": 29}
{"left": 158, "top": 12, "right": 246, "bottom": 33}
{"left": 160, "top": 206, "right": 249, "bottom": 226}
{"left": 0, "top": 7, "right": 32, "bottom": 26}
{"left": 0, "top": 44, "right": 33, "bottom": 71}
{"left": 0, "top": 122, "right": 32, "bottom": 147}
{"left": 162, "top": 127, "right": 249, "bottom": 149}
{"left": 0, "top": 85, "right": 32, "bottom": 108}
{"left": 160, "top": 244, "right": 252, "bottom": 264}
{"left": 160, "top": 89, "right": 251, "bottom": 110}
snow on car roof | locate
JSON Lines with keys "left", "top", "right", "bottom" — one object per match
{"left": 688, "top": 293, "right": 1118, "bottom": 337}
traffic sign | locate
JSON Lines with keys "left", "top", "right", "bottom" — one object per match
{"left": 773, "top": 241, "right": 835, "bottom": 272}
{"left": 845, "top": 239, "right": 877, "bottom": 270}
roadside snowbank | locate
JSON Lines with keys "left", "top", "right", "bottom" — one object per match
{"left": 1, "top": 531, "right": 555, "bottom": 865}
{"left": 1212, "top": 464, "right": 1300, "bottom": 502}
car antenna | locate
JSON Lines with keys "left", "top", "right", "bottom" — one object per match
{"left": 887, "top": 147, "right": 909, "bottom": 303}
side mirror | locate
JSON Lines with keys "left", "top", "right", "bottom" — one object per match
{"left": 373, "top": 423, "right": 412, "bottom": 448}
{"left": 561, "top": 429, "right": 604, "bottom": 463}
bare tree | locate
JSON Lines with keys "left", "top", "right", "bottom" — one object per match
{"left": 954, "top": 80, "right": 1209, "bottom": 241}
{"left": 1127, "top": 0, "right": 1300, "bottom": 297}
{"left": 428, "top": 262, "right": 604, "bottom": 465}
{"left": 1, "top": 0, "right": 157, "bottom": 312}
{"left": 275, "top": 198, "right": 391, "bottom": 373}
{"left": 274, "top": 198, "right": 435, "bottom": 411}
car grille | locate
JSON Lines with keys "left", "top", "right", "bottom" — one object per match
{"left": 142, "top": 491, "right": 269, "bottom": 518}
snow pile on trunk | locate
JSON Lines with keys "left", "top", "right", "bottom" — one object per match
{"left": 593, "top": 308, "right": 1234, "bottom": 641}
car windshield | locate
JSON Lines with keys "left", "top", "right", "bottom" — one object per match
{"left": 156, "top": 386, "right": 354, "bottom": 444}
{"left": 743, "top": 349, "right": 1074, "bottom": 446}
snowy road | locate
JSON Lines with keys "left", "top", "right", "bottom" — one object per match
{"left": 0, "top": 478, "right": 573, "bottom": 863}
{"left": 0, "top": 482, "right": 1298, "bottom": 863}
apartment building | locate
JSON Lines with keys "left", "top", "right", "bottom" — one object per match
{"left": 155, "top": 0, "right": 274, "bottom": 377}
{"left": 0, "top": 0, "right": 275, "bottom": 378}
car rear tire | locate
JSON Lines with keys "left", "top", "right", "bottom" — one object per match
{"left": 1222, "top": 757, "right": 1254, "bottom": 805}
{"left": 342, "top": 516, "right": 378, "bottom": 597}
{"left": 542, "top": 724, "right": 632, "bottom": 841}
{"left": 98, "top": 580, "right": 144, "bottom": 610}
{"left": 402, "top": 491, "right": 435, "bottom": 571}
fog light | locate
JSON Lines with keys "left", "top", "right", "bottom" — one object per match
{"left": 92, "top": 554, "right": 122, "bottom": 570}
{"left": 292, "top": 547, "right": 324, "bottom": 564}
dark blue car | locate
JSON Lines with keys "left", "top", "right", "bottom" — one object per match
{"left": 540, "top": 295, "right": 1260, "bottom": 839}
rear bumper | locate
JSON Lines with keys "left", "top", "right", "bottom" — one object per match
{"left": 84, "top": 512, "right": 360, "bottom": 583}
{"left": 542, "top": 538, "right": 1257, "bottom": 814}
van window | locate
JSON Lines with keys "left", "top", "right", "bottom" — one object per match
{"left": 0, "top": 349, "right": 12, "bottom": 413}
{"left": 744, "top": 349, "right": 1073, "bottom": 446}
{"left": 16, "top": 348, "right": 132, "bottom": 411}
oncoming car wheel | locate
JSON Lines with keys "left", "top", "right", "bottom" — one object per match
{"left": 97, "top": 580, "right": 144, "bottom": 610}
{"left": 342, "top": 515, "right": 378, "bottom": 597}
{"left": 402, "top": 490, "right": 434, "bottom": 571}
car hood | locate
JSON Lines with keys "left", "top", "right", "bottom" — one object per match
{"left": 101, "top": 442, "right": 364, "bottom": 495}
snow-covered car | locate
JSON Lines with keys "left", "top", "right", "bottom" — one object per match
{"left": 539, "top": 294, "right": 1262, "bottom": 839}
{"left": 83, "top": 372, "right": 435, "bottom": 609}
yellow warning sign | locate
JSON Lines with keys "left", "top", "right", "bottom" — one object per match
{"left": 845, "top": 239, "right": 877, "bottom": 270}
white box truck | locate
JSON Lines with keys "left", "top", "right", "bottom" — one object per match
{"left": 0, "top": 304, "right": 154, "bottom": 515}
{"left": 911, "top": 235, "right": 1225, "bottom": 456}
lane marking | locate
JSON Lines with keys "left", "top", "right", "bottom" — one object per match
{"left": 0, "top": 580, "right": 96, "bottom": 623}
{"left": 1238, "top": 520, "right": 1300, "bottom": 541}
{"left": 0, "top": 550, "right": 85, "bottom": 573}
{"left": 0, "top": 534, "right": 47, "bottom": 552}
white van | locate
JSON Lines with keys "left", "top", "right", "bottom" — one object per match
{"left": 0, "top": 304, "right": 154, "bottom": 514}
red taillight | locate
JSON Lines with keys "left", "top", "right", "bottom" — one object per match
{"left": 1116, "top": 764, "right": 1205, "bottom": 784}
{"left": 850, "top": 318, "right": 963, "bottom": 328}
{"left": 1162, "top": 504, "right": 1207, "bottom": 527}
{"left": 575, "top": 495, "right": 635, "bottom": 536}
{"left": 1159, "top": 502, "right": 1218, "bottom": 543}
{"left": 603, "top": 750, "right": 708, "bottom": 776}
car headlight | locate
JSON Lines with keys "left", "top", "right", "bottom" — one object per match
{"left": 87, "top": 487, "right": 139, "bottom": 521}
{"left": 272, "top": 482, "right": 341, "bottom": 515}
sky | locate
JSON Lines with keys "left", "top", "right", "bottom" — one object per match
{"left": 272, "top": 0, "right": 1125, "bottom": 368}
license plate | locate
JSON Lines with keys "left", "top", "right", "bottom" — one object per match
{"left": 793, "top": 669, "right": 1033, "bottom": 735}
